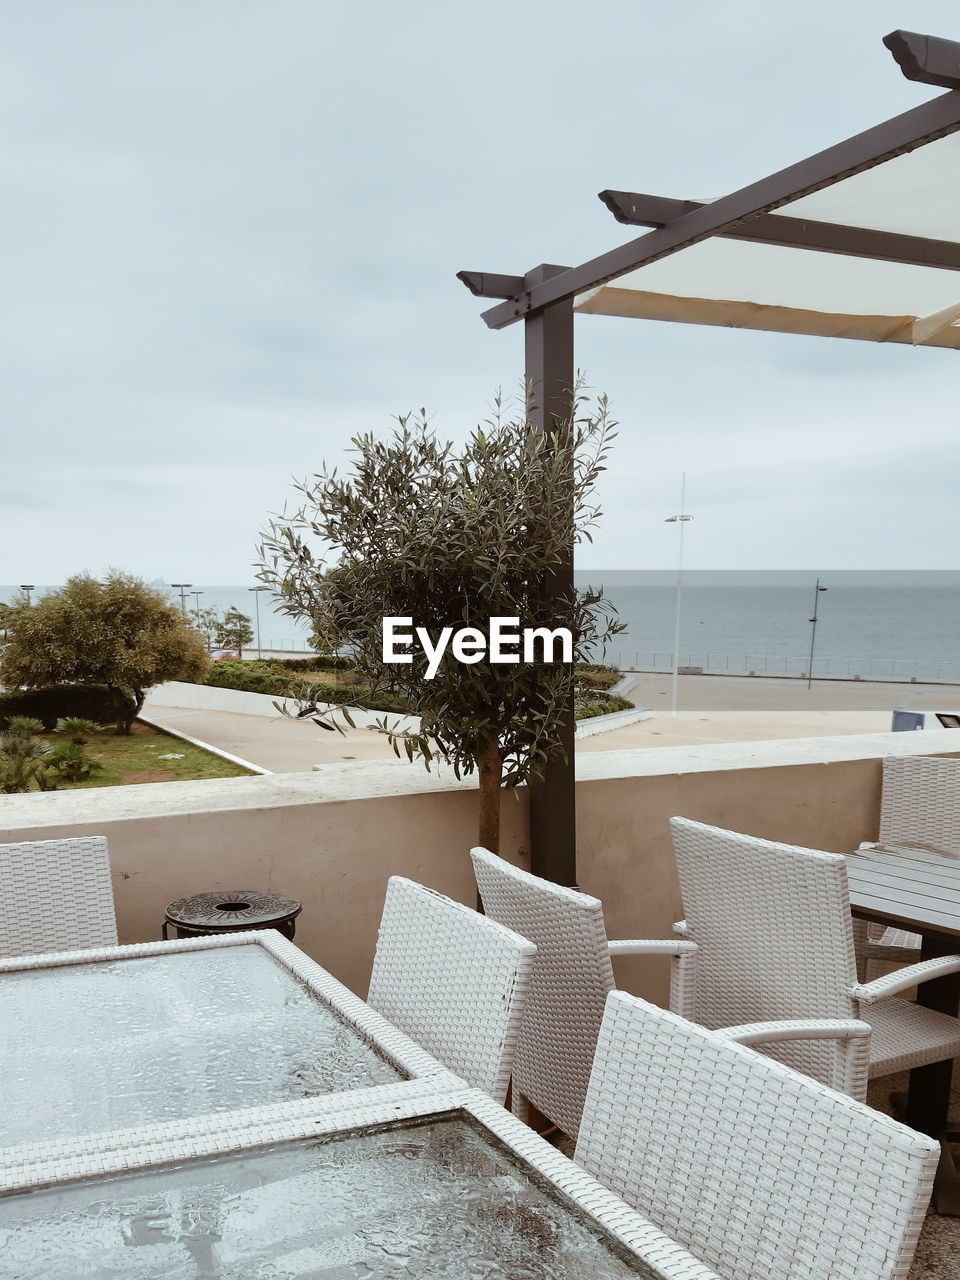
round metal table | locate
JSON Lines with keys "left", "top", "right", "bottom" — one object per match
{"left": 161, "top": 891, "right": 302, "bottom": 941}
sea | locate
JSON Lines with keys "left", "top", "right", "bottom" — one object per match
{"left": 4, "top": 570, "right": 959, "bottom": 684}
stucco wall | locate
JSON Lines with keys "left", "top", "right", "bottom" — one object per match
{"left": 2, "top": 731, "right": 957, "bottom": 1004}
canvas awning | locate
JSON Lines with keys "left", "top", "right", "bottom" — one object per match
{"left": 574, "top": 131, "right": 960, "bottom": 349}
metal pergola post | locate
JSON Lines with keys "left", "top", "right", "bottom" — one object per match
{"left": 523, "top": 265, "right": 576, "bottom": 886}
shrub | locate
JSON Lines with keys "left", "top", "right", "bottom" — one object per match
{"left": 0, "top": 717, "right": 59, "bottom": 793}
{"left": 577, "top": 663, "right": 622, "bottom": 690}
{"left": 0, "top": 685, "right": 135, "bottom": 730}
{"left": 47, "top": 740, "right": 102, "bottom": 782}
{"left": 574, "top": 691, "right": 633, "bottom": 720}
{"left": 202, "top": 661, "right": 291, "bottom": 696}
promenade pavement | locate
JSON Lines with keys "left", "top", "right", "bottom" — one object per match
{"left": 144, "top": 673, "right": 960, "bottom": 773}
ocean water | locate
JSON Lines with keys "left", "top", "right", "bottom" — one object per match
{"left": 4, "top": 571, "right": 959, "bottom": 682}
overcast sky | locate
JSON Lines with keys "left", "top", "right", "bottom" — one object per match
{"left": 2, "top": 0, "right": 959, "bottom": 585}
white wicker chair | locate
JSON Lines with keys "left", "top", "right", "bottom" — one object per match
{"left": 0, "top": 836, "right": 117, "bottom": 957}
{"left": 471, "top": 846, "right": 697, "bottom": 1137}
{"left": 670, "top": 816, "right": 960, "bottom": 1100}
{"left": 858, "top": 754, "right": 960, "bottom": 973}
{"left": 366, "top": 876, "right": 535, "bottom": 1103}
{"left": 575, "top": 991, "right": 939, "bottom": 1280}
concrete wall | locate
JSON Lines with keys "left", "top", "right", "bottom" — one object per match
{"left": 2, "top": 731, "right": 957, "bottom": 1005}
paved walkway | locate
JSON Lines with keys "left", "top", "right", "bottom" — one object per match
{"left": 144, "top": 674, "right": 960, "bottom": 773}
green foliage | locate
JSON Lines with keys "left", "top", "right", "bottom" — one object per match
{"left": 258, "top": 388, "right": 625, "bottom": 815}
{"left": 4, "top": 715, "right": 46, "bottom": 744}
{"left": 46, "top": 740, "right": 102, "bottom": 782}
{"left": 0, "top": 718, "right": 60, "bottom": 793}
{"left": 0, "top": 572, "right": 208, "bottom": 732}
{"left": 54, "top": 717, "right": 102, "bottom": 744}
{"left": 577, "top": 666, "right": 621, "bottom": 690}
{"left": 574, "top": 691, "right": 632, "bottom": 719}
{"left": 202, "top": 660, "right": 290, "bottom": 695}
{"left": 279, "top": 654, "right": 353, "bottom": 672}
{"left": 213, "top": 607, "right": 254, "bottom": 655}
{"left": 193, "top": 606, "right": 222, "bottom": 650}
{"left": 0, "top": 684, "right": 135, "bottom": 730}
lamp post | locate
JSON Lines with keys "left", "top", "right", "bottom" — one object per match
{"left": 170, "top": 583, "right": 192, "bottom": 616}
{"left": 806, "top": 578, "right": 828, "bottom": 690}
{"left": 191, "top": 591, "right": 204, "bottom": 622}
{"left": 249, "top": 586, "right": 269, "bottom": 659}
{"left": 19, "top": 584, "right": 34, "bottom": 607}
{"left": 664, "top": 475, "right": 693, "bottom": 719}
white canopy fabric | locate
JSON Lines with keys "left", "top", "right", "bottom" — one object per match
{"left": 574, "top": 133, "right": 960, "bottom": 349}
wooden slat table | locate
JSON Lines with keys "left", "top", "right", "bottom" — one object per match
{"left": 847, "top": 845, "right": 960, "bottom": 1213}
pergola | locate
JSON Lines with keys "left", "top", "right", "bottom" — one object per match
{"left": 459, "top": 29, "right": 960, "bottom": 887}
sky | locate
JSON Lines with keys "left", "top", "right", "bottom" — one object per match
{"left": 2, "top": 0, "right": 959, "bottom": 585}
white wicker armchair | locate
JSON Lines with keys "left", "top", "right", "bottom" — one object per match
{"left": 366, "top": 875, "right": 535, "bottom": 1103}
{"left": 471, "top": 846, "right": 697, "bottom": 1137}
{"left": 575, "top": 991, "right": 939, "bottom": 1280}
{"left": 858, "top": 754, "right": 960, "bottom": 973}
{"left": 670, "top": 816, "right": 960, "bottom": 1100}
{"left": 0, "top": 836, "right": 117, "bottom": 957}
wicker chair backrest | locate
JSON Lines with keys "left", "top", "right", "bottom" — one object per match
{"left": 880, "top": 755, "right": 960, "bottom": 854}
{"left": 471, "top": 847, "right": 615, "bottom": 1137}
{"left": 367, "top": 875, "right": 534, "bottom": 1103}
{"left": 670, "top": 817, "right": 858, "bottom": 1086}
{"left": 576, "top": 991, "right": 938, "bottom": 1280}
{"left": 0, "top": 836, "right": 117, "bottom": 957}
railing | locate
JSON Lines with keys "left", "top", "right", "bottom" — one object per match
{"left": 611, "top": 650, "right": 960, "bottom": 685}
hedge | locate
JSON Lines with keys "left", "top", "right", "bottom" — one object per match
{"left": 0, "top": 684, "right": 136, "bottom": 730}
{"left": 575, "top": 691, "right": 633, "bottom": 720}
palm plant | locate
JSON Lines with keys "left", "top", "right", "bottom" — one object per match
{"left": 0, "top": 717, "right": 59, "bottom": 793}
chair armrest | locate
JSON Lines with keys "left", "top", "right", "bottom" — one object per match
{"left": 715, "top": 1018, "right": 872, "bottom": 1102}
{"left": 608, "top": 939, "right": 698, "bottom": 957}
{"left": 715, "top": 1018, "right": 871, "bottom": 1047}
{"left": 607, "top": 940, "right": 700, "bottom": 1022}
{"left": 852, "top": 954, "right": 960, "bottom": 1004}
{"left": 672, "top": 919, "right": 691, "bottom": 936}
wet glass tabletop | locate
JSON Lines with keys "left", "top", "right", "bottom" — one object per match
{"left": 0, "top": 1114, "right": 661, "bottom": 1279}
{"left": 0, "top": 945, "right": 402, "bottom": 1148}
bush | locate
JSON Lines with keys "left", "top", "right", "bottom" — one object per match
{"left": 574, "top": 691, "right": 633, "bottom": 720}
{"left": 202, "top": 661, "right": 290, "bottom": 696}
{"left": 577, "top": 663, "right": 622, "bottom": 690}
{"left": 272, "top": 655, "right": 354, "bottom": 672}
{"left": 304, "top": 682, "right": 416, "bottom": 714}
{"left": 0, "top": 685, "right": 135, "bottom": 730}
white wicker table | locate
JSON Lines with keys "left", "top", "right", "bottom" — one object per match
{"left": 0, "top": 929, "right": 461, "bottom": 1164}
{"left": 847, "top": 845, "right": 960, "bottom": 1212}
{"left": 0, "top": 1087, "right": 719, "bottom": 1280}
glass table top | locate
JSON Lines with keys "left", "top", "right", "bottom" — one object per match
{"left": 0, "top": 1114, "right": 660, "bottom": 1278}
{"left": 0, "top": 945, "right": 403, "bottom": 1148}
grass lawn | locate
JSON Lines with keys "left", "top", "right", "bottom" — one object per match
{"left": 42, "top": 722, "right": 254, "bottom": 789}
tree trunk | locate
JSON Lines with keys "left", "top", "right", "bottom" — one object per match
{"left": 477, "top": 736, "right": 502, "bottom": 854}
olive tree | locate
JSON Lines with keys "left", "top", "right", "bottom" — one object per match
{"left": 259, "top": 391, "right": 623, "bottom": 852}
{"left": 0, "top": 572, "right": 208, "bottom": 732}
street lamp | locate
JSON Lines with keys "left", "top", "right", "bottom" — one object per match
{"left": 806, "top": 578, "right": 828, "bottom": 690}
{"left": 191, "top": 591, "right": 204, "bottom": 622}
{"left": 170, "top": 583, "right": 192, "bottom": 616}
{"left": 19, "top": 584, "right": 34, "bottom": 607}
{"left": 249, "top": 586, "right": 269, "bottom": 659}
{"left": 664, "top": 474, "right": 693, "bottom": 719}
